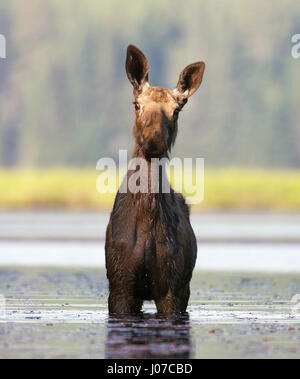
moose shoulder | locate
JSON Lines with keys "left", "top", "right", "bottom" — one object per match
{"left": 105, "top": 45, "right": 205, "bottom": 314}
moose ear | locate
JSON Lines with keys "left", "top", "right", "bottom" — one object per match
{"left": 174, "top": 62, "right": 205, "bottom": 99}
{"left": 126, "top": 45, "right": 149, "bottom": 92}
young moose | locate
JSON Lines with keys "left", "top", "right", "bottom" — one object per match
{"left": 105, "top": 45, "right": 205, "bottom": 314}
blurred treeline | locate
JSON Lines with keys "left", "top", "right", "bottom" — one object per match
{"left": 0, "top": 0, "right": 299, "bottom": 168}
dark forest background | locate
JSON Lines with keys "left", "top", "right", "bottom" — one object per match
{"left": 0, "top": 0, "right": 299, "bottom": 168}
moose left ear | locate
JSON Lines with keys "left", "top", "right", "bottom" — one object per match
{"left": 174, "top": 62, "right": 205, "bottom": 99}
{"left": 126, "top": 45, "right": 149, "bottom": 93}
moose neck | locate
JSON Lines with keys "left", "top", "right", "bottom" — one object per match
{"left": 127, "top": 143, "right": 171, "bottom": 198}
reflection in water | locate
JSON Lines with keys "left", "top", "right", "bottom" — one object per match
{"left": 105, "top": 313, "right": 191, "bottom": 359}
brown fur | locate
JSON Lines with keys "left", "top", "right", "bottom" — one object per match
{"left": 105, "top": 45, "right": 205, "bottom": 314}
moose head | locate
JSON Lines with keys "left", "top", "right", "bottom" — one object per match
{"left": 126, "top": 45, "right": 205, "bottom": 159}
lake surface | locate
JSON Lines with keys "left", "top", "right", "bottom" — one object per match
{"left": 0, "top": 268, "right": 299, "bottom": 359}
{"left": 1, "top": 211, "right": 300, "bottom": 242}
{"left": 0, "top": 241, "right": 300, "bottom": 273}
{"left": 0, "top": 211, "right": 300, "bottom": 272}
{"left": 0, "top": 212, "right": 299, "bottom": 358}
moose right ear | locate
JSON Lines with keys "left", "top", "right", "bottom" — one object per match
{"left": 174, "top": 62, "right": 205, "bottom": 99}
{"left": 126, "top": 45, "right": 149, "bottom": 93}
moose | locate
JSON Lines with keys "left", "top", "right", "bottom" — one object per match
{"left": 105, "top": 45, "right": 205, "bottom": 314}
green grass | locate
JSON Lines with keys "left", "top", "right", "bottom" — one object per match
{"left": 203, "top": 169, "right": 300, "bottom": 211}
{"left": 0, "top": 168, "right": 299, "bottom": 211}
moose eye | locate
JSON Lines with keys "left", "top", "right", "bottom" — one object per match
{"left": 133, "top": 102, "right": 140, "bottom": 111}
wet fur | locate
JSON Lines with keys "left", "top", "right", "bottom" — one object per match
{"left": 105, "top": 45, "right": 205, "bottom": 314}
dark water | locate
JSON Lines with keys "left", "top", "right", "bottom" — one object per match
{"left": 106, "top": 314, "right": 191, "bottom": 359}
{"left": 0, "top": 268, "right": 300, "bottom": 359}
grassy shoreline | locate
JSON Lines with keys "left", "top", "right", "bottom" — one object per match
{"left": 0, "top": 168, "right": 299, "bottom": 211}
